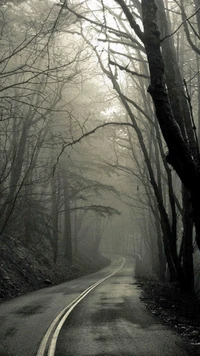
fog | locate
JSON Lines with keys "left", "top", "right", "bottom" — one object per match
{"left": 0, "top": 0, "right": 200, "bottom": 295}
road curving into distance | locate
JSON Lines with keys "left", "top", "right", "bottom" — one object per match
{"left": 54, "top": 256, "right": 199, "bottom": 356}
{"left": 0, "top": 254, "right": 124, "bottom": 356}
{"left": 0, "top": 254, "right": 199, "bottom": 356}
{"left": 36, "top": 257, "right": 125, "bottom": 356}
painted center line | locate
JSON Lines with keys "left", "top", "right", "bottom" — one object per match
{"left": 36, "top": 257, "right": 125, "bottom": 356}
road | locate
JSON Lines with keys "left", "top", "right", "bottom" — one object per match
{"left": 0, "top": 255, "right": 198, "bottom": 356}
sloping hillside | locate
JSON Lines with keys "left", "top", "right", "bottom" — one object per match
{"left": 0, "top": 235, "right": 110, "bottom": 302}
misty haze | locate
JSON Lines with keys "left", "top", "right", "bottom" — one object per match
{"left": 0, "top": 1, "right": 200, "bottom": 355}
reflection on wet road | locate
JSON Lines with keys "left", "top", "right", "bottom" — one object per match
{"left": 0, "top": 255, "right": 198, "bottom": 356}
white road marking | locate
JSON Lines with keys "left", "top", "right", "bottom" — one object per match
{"left": 36, "top": 257, "right": 125, "bottom": 356}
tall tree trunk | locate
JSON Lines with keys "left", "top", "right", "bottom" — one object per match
{"left": 157, "top": 0, "right": 199, "bottom": 159}
{"left": 0, "top": 123, "right": 29, "bottom": 234}
{"left": 51, "top": 174, "right": 60, "bottom": 264}
{"left": 73, "top": 206, "right": 78, "bottom": 257}
{"left": 182, "top": 186, "right": 194, "bottom": 293}
{"left": 62, "top": 174, "right": 72, "bottom": 262}
{"left": 141, "top": 0, "right": 200, "bottom": 252}
{"left": 155, "top": 217, "right": 166, "bottom": 280}
{"left": 194, "top": 0, "right": 200, "bottom": 35}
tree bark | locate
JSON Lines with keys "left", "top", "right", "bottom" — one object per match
{"left": 62, "top": 175, "right": 72, "bottom": 262}
{"left": 51, "top": 174, "right": 60, "bottom": 264}
{"left": 141, "top": 0, "right": 200, "bottom": 250}
{"left": 182, "top": 186, "right": 194, "bottom": 293}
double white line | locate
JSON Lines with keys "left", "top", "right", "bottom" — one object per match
{"left": 36, "top": 257, "right": 125, "bottom": 356}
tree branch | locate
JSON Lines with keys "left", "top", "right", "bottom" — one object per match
{"left": 114, "top": 0, "right": 144, "bottom": 41}
{"left": 53, "top": 121, "right": 134, "bottom": 172}
{"left": 109, "top": 59, "right": 149, "bottom": 79}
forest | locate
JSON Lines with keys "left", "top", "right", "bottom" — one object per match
{"left": 0, "top": 0, "right": 200, "bottom": 303}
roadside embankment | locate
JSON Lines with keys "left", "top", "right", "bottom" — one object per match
{"left": 0, "top": 235, "right": 110, "bottom": 302}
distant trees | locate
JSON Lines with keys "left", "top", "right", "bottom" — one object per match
{"left": 61, "top": 0, "right": 200, "bottom": 293}
{"left": 0, "top": 0, "right": 76, "bottom": 235}
{"left": 0, "top": 0, "right": 120, "bottom": 267}
{"left": 2, "top": 0, "right": 200, "bottom": 294}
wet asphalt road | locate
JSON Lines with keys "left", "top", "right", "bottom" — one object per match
{"left": 0, "top": 255, "right": 122, "bottom": 356}
{"left": 56, "top": 257, "right": 198, "bottom": 356}
{"left": 0, "top": 255, "right": 198, "bottom": 356}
